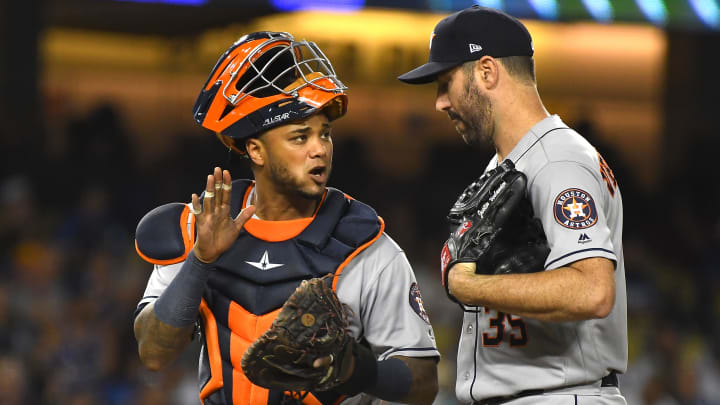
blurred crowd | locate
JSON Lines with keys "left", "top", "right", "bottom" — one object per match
{"left": 1, "top": 102, "right": 720, "bottom": 405}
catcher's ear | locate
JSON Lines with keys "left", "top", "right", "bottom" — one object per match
{"left": 245, "top": 138, "right": 265, "bottom": 166}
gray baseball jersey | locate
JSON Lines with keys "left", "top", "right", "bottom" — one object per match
{"left": 455, "top": 115, "right": 627, "bottom": 403}
{"left": 138, "top": 227, "right": 439, "bottom": 404}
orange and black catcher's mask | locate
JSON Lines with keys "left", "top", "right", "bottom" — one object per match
{"left": 193, "top": 31, "right": 348, "bottom": 154}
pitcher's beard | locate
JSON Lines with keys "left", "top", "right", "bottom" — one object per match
{"left": 454, "top": 72, "right": 495, "bottom": 147}
{"left": 462, "top": 91, "right": 494, "bottom": 147}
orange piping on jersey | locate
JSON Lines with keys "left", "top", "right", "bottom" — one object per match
{"left": 199, "top": 299, "right": 224, "bottom": 402}
{"left": 331, "top": 216, "right": 385, "bottom": 291}
{"left": 242, "top": 185, "right": 329, "bottom": 242}
{"left": 134, "top": 205, "right": 196, "bottom": 266}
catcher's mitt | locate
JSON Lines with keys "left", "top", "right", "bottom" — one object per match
{"left": 440, "top": 160, "right": 550, "bottom": 304}
{"left": 241, "top": 274, "right": 356, "bottom": 392}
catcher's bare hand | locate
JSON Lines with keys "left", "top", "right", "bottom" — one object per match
{"left": 191, "top": 167, "right": 255, "bottom": 263}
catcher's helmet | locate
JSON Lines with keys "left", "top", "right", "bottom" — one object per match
{"left": 193, "top": 31, "right": 348, "bottom": 154}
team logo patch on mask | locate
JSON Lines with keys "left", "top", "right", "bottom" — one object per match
{"left": 554, "top": 188, "right": 598, "bottom": 229}
{"left": 409, "top": 283, "right": 430, "bottom": 324}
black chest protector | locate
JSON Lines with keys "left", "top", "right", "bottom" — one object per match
{"left": 206, "top": 180, "right": 382, "bottom": 314}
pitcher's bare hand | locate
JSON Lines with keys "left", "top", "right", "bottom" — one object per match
{"left": 191, "top": 167, "right": 255, "bottom": 263}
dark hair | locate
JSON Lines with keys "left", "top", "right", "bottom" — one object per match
{"left": 497, "top": 56, "right": 535, "bottom": 83}
{"left": 461, "top": 56, "right": 536, "bottom": 84}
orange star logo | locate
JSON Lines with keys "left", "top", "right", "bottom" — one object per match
{"left": 563, "top": 197, "right": 587, "bottom": 219}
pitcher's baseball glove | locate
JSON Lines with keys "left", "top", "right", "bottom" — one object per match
{"left": 441, "top": 160, "right": 550, "bottom": 303}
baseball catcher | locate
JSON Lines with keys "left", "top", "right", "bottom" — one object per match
{"left": 133, "top": 30, "right": 440, "bottom": 405}
{"left": 440, "top": 160, "right": 550, "bottom": 306}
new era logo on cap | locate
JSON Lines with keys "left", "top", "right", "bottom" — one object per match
{"left": 469, "top": 43, "right": 483, "bottom": 53}
{"left": 398, "top": 5, "right": 535, "bottom": 84}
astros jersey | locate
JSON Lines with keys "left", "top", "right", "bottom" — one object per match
{"left": 455, "top": 115, "right": 627, "bottom": 402}
{"left": 136, "top": 183, "right": 439, "bottom": 405}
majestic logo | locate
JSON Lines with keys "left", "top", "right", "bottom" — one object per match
{"left": 245, "top": 251, "right": 284, "bottom": 271}
{"left": 554, "top": 188, "right": 598, "bottom": 229}
{"left": 262, "top": 112, "right": 290, "bottom": 127}
{"left": 578, "top": 233, "right": 592, "bottom": 244}
{"left": 469, "top": 43, "right": 483, "bottom": 53}
{"left": 409, "top": 282, "right": 430, "bottom": 324}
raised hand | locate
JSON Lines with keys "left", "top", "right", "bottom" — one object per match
{"left": 190, "top": 167, "right": 256, "bottom": 263}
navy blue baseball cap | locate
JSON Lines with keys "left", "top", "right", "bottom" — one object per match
{"left": 398, "top": 6, "right": 534, "bottom": 84}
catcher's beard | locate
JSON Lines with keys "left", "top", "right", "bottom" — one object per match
{"left": 268, "top": 157, "right": 329, "bottom": 201}
{"left": 455, "top": 72, "right": 495, "bottom": 147}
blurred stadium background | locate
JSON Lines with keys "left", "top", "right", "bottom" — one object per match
{"left": 1, "top": 0, "right": 719, "bottom": 404}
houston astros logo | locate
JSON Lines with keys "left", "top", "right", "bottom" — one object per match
{"left": 553, "top": 188, "right": 598, "bottom": 229}
{"left": 409, "top": 283, "right": 430, "bottom": 324}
